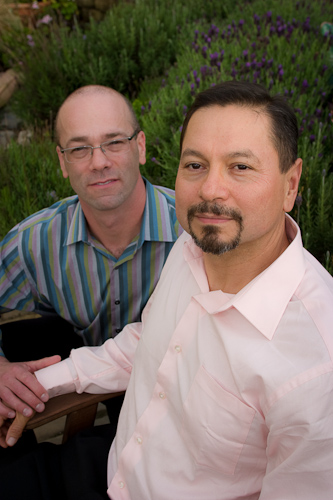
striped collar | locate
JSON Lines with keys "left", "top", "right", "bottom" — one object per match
{"left": 65, "top": 178, "right": 178, "bottom": 250}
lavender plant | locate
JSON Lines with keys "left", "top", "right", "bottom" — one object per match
{"left": 139, "top": 3, "right": 333, "bottom": 270}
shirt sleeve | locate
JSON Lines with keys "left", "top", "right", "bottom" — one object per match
{"left": 0, "top": 225, "right": 34, "bottom": 313}
{"left": 0, "top": 227, "right": 35, "bottom": 356}
{"left": 260, "top": 368, "right": 333, "bottom": 499}
{"left": 36, "top": 321, "right": 145, "bottom": 398}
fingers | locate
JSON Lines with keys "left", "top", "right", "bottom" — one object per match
{"left": 27, "top": 355, "right": 61, "bottom": 371}
{"left": 0, "top": 362, "right": 49, "bottom": 418}
{"left": 6, "top": 412, "right": 34, "bottom": 447}
{"left": 0, "top": 399, "right": 15, "bottom": 419}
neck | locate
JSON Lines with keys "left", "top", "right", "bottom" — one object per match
{"left": 82, "top": 177, "right": 146, "bottom": 258}
{"left": 203, "top": 225, "right": 290, "bottom": 294}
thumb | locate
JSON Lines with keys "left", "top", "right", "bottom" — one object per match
{"left": 26, "top": 354, "right": 62, "bottom": 372}
{"left": 6, "top": 412, "right": 35, "bottom": 447}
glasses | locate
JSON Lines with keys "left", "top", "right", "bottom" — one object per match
{"left": 59, "top": 130, "right": 140, "bottom": 163}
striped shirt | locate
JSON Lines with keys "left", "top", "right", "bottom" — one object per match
{"left": 0, "top": 179, "right": 182, "bottom": 354}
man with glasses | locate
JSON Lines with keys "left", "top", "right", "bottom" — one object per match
{"left": 0, "top": 85, "right": 182, "bottom": 452}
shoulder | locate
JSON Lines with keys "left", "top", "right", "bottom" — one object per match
{"left": 1, "top": 196, "right": 79, "bottom": 249}
{"left": 145, "top": 178, "right": 175, "bottom": 207}
{"left": 16, "top": 195, "right": 79, "bottom": 234}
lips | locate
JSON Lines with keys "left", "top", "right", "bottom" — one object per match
{"left": 89, "top": 179, "right": 116, "bottom": 186}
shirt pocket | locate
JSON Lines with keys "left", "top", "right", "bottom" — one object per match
{"left": 181, "top": 365, "right": 255, "bottom": 475}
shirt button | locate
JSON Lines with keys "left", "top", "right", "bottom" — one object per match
{"left": 115, "top": 300, "right": 120, "bottom": 305}
{"left": 159, "top": 392, "right": 166, "bottom": 399}
{"left": 137, "top": 436, "right": 143, "bottom": 444}
{"left": 175, "top": 345, "right": 182, "bottom": 353}
{"left": 119, "top": 481, "right": 125, "bottom": 489}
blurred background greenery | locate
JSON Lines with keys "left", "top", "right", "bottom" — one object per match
{"left": 0, "top": 0, "right": 332, "bottom": 272}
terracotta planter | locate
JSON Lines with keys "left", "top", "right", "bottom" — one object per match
{"left": 8, "top": 2, "right": 51, "bottom": 28}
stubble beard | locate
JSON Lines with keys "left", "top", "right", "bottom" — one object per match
{"left": 187, "top": 201, "right": 244, "bottom": 256}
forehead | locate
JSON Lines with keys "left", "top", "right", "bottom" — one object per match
{"left": 182, "top": 104, "right": 275, "bottom": 154}
{"left": 57, "top": 92, "right": 133, "bottom": 143}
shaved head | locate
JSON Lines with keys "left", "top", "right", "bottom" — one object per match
{"left": 55, "top": 85, "right": 140, "bottom": 144}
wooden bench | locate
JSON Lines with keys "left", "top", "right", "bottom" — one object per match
{"left": 26, "top": 391, "right": 124, "bottom": 443}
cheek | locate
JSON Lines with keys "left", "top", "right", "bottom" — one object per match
{"left": 175, "top": 184, "right": 191, "bottom": 229}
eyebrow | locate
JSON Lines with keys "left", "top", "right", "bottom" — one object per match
{"left": 226, "top": 149, "right": 260, "bottom": 163}
{"left": 66, "top": 131, "right": 127, "bottom": 147}
{"left": 181, "top": 147, "right": 260, "bottom": 164}
{"left": 180, "top": 148, "right": 206, "bottom": 160}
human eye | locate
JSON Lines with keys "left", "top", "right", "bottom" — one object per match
{"left": 233, "top": 163, "right": 251, "bottom": 171}
{"left": 68, "top": 146, "right": 89, "bottom": 159}
{"left": 185, "top": 162, "right": 203, "bottom": 171}
{"left": 104, "top": 139, "right": 126, "bottom": 152}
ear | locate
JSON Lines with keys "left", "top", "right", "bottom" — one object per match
{"left": 137, "top": 131, "right": 146, "bottom": 166}
{"left": 283, "top": 158, "right": 302, "bottom": 213}
{"left": 56, "top": 146, "right": 69, "bottom": 179}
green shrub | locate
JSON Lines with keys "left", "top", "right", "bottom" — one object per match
{"left": 0, "top": 138, "right": 73, "bottom": 237}
{"left": 2, "top": 0, "right": 234, "bottom": 127}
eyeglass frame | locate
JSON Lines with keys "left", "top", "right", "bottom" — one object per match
{"left": 59, "top": 129, "right": 141, "bottom": 163}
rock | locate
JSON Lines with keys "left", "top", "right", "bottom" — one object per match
{"left": 17, "top": 129, "right": 33, "bottom": 145}
{"left": 0, "top": 130, "right": 15, "bottom": 147}
{"left": 0, "top": 69, "right": 19, "bottom": 109}
{"left": 0, "top": 108, "right": 22, "bottom": 131}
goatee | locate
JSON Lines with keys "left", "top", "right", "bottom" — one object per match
{"left": 187, "top": 201, "right": 243, "bottom": 255}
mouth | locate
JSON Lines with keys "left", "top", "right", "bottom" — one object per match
{"left": 90, "top": 179, "right": 116, "bottom": 187}
{"left": 196, "top": 214, "right": 233, "bottom": 224}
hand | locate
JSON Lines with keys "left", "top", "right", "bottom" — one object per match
{"left": 0, "top": 355, "right": 61, "bottom": 419}
{"left": 0, "top": 411, "right": 34, "bottom": 448}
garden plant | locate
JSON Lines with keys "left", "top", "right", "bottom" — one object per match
{"left": 0, "top": 0, "right": 332, "bottom": 273}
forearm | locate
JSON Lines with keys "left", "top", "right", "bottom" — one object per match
{"left": 35, "top": 321, "right": 143, "bottom": 398}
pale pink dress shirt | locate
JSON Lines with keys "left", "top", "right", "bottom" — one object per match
{"left": 36, "top": 215, "right": 333, "bottom": 500}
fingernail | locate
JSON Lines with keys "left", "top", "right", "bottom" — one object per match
{"left": 35, "top": 403, "right": 44, "bottom": 412}
{"left": 41, "top": 393, "right": 48, "bottom": 402}
{"left": 23, "top": 408, "right": 32, "bottom": 417}
{"left": 7, "top": 437, "right": 17, "bottom": 447}
{"left": 8, "top": 411, "right": 15, "bottom": 419}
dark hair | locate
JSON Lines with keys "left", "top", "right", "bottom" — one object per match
{"left": 180, "top": 81, "right": 299, "bottom": 173}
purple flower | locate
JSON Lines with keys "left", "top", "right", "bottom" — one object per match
{"left": 243, "top": 49, "right": 248, "bottom": 58}
{"left": 309, "top": 134, "right": 316, "bottom": 142}
{"left": 36, "top": 14, "right": 53, "bottom": 26}
{"left": 295, "top": 194, "right": 302, "bottom": 207}
{"left": 27, "top": 34, "right": 35, "bottom": 47}
{"left": 239, "top": 19, "right": 245, "bottom": 27}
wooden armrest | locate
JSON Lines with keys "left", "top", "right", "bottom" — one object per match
{"left": 26, "top": 391, "right": 124, "bottom": 443}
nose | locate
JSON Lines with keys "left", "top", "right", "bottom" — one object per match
{"left": 198, "top": 166, "right": 230, "bottom": 202}
{"left": 89, "top": 146, "right": 112, "bottom": 171}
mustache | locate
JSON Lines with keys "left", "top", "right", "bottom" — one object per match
{"left": 187, "top": 202, "right": 243, "bottom": 224}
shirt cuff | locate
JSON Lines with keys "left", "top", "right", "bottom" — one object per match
{"left": 35, "top": 358, "right": 77, "bottom": 398}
